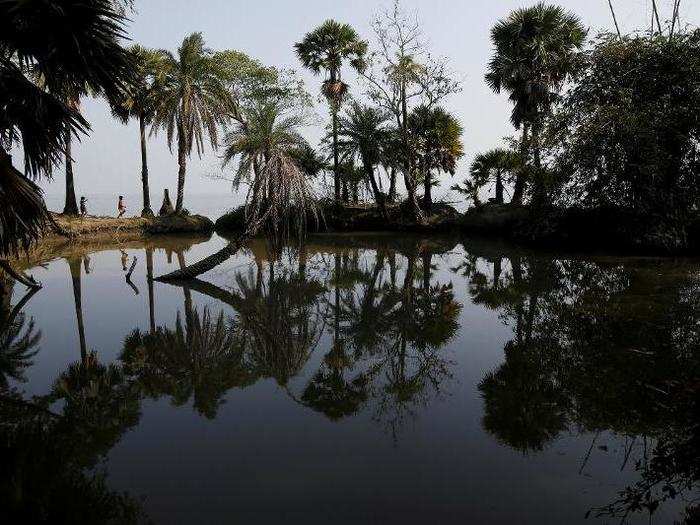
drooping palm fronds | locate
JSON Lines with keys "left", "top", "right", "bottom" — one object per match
{"left": 0, "top": 0, "right": 132, "bottom": 254}
{"left": 0, "top": 156, "right": 54, "bottom": 255}
{"left": 0, "top": 0, "right": 133, "bottom": 103}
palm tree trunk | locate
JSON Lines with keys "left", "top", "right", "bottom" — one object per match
{"left": 365, "top": 162, "right": 388, "bottom": 219}
{"left": 68, "top": 258, "right": 87, "bottom": 361}
{"left": 423, "top": 168, "right": 433, "bottom": 214}
{"left": 176, "top": 129, "right": 187, "bottom": 213}
{"left": 388, "top": 168, "right": 397, "bottom": 203}
{"left": 332, "top": 108, "right": 341, "bottom": 205}
{"left": 511, "top": 124, "right": 529, "bottom": 205}
{"left": 155, "top": 230, "right": 253, "bottom": 281}
{"left": 63, "top": 129, "right": 79, "bottom": 216}
{"left": 140, "top": 114, "right": 154, "bottom": 217}
{"left": 495, "top": 169, "right": 504, "bottom": 204}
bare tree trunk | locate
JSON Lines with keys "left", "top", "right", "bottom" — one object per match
{"left": 63, "top": 129, "right": 79, "bottom": 216}
{"left": 608, "top": 0, "right": 622, "bottom": 38}
{"left": 139, "top": 113, "right": 154, "bottom": 217}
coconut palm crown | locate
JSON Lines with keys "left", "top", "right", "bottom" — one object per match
{"left": 151, "top": 32, "right": 236, "bottom": 213}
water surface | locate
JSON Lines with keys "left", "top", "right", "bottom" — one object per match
{"left": 2, "top": 233, "right": 698, "bottom": 524}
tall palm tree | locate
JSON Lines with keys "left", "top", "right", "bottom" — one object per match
{"left": 0, "top": 0, "right": 131, "bottom": 252}
{"left": 485, "top": 2, "right": 586, "bottom": 204}
{"left": 113, "top": 45, "right": 166, "bottom": 216}
{"left": 152, "top": 32, "right": 235, "bottom": 213}
{"left": 469, "top": 148, "right": 521, "bottom": 205}
{"left": 295, "top": 20, "right": 368, "bottom": 204}
{"left": 408, "top": 105, "right": 464, "bottom": 213}
{"left": 336, "top": 102, "right": 390, "bottom": 217}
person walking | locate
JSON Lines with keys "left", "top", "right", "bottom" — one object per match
{"left": 79, "top": 196, "right": 88, "bottom": 216}
{"left": 117, "top": 196, "right": 127, "bottom": 218}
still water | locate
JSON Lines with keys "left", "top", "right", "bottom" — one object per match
{"left": 2, "top": 233, "right": 698, "bottom": 524}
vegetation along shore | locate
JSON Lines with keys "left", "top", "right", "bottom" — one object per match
{"left": 2, "top": 0, "right": 699, "bottom": 284}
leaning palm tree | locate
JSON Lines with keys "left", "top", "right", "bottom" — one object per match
{"left": 485, "top": 2, "right": 586, "bottom": 204}
{"left": 0, "top": 0, "right": 132, "bottom": 254}
{"left": 156, "top": 102, "right": 319, "bottom": 281}
{"left": 221, "top": 100, "right": 308, "bottom": 204}
{"left": 295, "top": 20, "right": 368, "bottom": 204}
{"left": 336, "top": 102, "right": 390, "bottom": 217}
{"left": 408, "top": 105, "right": 464, "bottom": 213}
{"left": 151, "top": 32, "right": 235, "bottom": 213}
{"left": 112, "top": 45, "right": 166, "bottom": 216}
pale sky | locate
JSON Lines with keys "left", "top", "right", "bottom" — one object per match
{"left": 27, "top": 0, "right": 700, "bottom": 207}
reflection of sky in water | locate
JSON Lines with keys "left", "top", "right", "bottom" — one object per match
{"left": 5, "top": 233, "right": 697, "bottom": 524}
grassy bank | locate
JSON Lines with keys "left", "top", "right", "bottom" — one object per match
{"left": 50, "top": 213, "right": 214, "bottom": 238}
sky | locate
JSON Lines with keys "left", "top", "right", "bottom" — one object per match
{"left": 25, "top": 0, "right": 700, "bottom": 209}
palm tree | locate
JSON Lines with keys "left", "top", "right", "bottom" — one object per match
{"left": 295, "top": 20, "right": 368, "bottom": 204}
{"left": 112, "top": 45, "right": 166, "bottom": 216}
{"left": 485, "top": 2, "right": 586, "bottom": 204}
{"left": 151, "top": 33, "right": 235, "bottom": 213}
{"left": 469, "top": 148, "right": 521, "bottom": 205}
{"left": 221, "top": 100, "right": 308, "bottom": 205}
{"left": 336, "top": 102, "right": 390, "bottom": 217}
{"left": 156, "top": 102, "right": 319, "bottom": 282}
{"left": 0, "top": 0, "right": 131, "bottom": 253}
{"left": 408, "top": 105, "right": 464, "bottom": 213}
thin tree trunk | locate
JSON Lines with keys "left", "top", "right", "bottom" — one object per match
{"left": 423, "top": 167, "right": 432, "bottom": 214}
{"left": 400, "top": 83, "right": 423, "bottom": 220}
{"left": 332, "top": 109, "right": 341, "bottom": 205}
{"left": 366, "top": 162, "right": 388, "bottom": 219}
{"left": 176, "top": 128, "right": 187, "bottom": 213}
{"left": 63, "top": 129, "right": 79, "bottom": 216}
{"left": 608, "top": 0, "right": 622, "bottom": 38}
{"left": 139, "top": 113, "right": 154, "bottom": 217}
{"left": 388, "top": 167, "right": 397, "bottom": 202}
{"left": 512, "top": 124, "right": 529, "bottom": 205}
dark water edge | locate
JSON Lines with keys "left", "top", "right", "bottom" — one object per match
{"left": 1, "top": 233, "right": 698, "bottom": 524}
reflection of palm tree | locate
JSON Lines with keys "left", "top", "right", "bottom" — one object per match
{"left": 67, "top": 257, "right": 87, "bottom": 361}
{"left": 232, "top": 263, "right": 326, "bottom": 386}
{"left": 479, "top": 340, "right": 569, "bottom": 453}
{"left": 122, "top": 308, "right": 254, "bottom": 419}
{"left": 0, "top": 279, "right": 41, "bottom": 389}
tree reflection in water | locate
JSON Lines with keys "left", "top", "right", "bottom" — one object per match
{"left": 0, "top": 269, "right": 148, "bottom": 523}
{"left": 458, "top": 245, "right": 700, "bottom": 522}
{"left": 2, "top": 237, "right": 698, "bottom": 523}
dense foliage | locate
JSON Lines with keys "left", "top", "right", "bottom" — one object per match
{"left": 545, "top": 32, "right": 700, "bottom": 248}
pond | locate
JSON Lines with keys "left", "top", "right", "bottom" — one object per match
{"left": 1, "top": 233, "right": 698, "bottom": 524}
